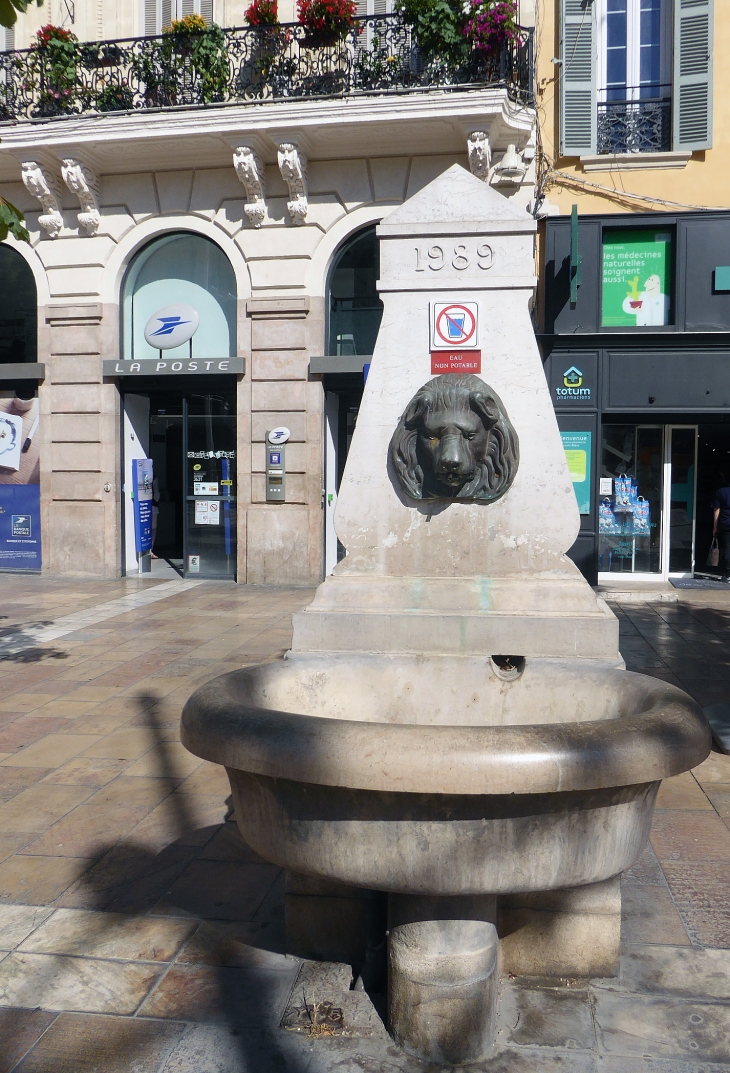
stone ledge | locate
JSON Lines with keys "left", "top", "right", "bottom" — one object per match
{"left": 579, "top": 151, "right": 692, "bottom": 172}
{"left": 247, "top": 296, "right": 310, "bottom": 318}
{"left": 45, "top": 304, "right": 103, "bottom": 325}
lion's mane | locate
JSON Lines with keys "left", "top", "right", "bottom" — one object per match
{"left": 389, "top": 373, "right": 519, "bottom": 501}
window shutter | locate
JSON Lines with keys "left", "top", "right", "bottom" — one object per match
{"left": 145, "top": 0, "right": 159, "bottom": 34}
{"left": 161, "top": 0, "right": 173, "bottom": 27}
{"left": 1, "top": 27, "right": 16, "bottom": 51}
{"left": 673, "top": 0, "right": 713, "bottom": 150}
{"left": 180, "top": 0, "right": 195, "bottom": 14}
{"left": 560, "top": 0, "right": 596, "bottom": 156}
{"left": 200, "top": 0, "right": 213, "bottom": 22}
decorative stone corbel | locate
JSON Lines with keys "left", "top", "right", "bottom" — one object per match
{"left": 20, "top": 161, "right": 63, "bottom": 239}
{"left": 490, "top": 144, "right": 527, "bottom": 187}
{"left": 277, "top": 143, "right": 308, "bottom": 226}
{"left": 233, "top": 146, "right": 267, "bottom": 228}
{"left": 61, "top": 158, "right": 100, "bottom": 236}
{"left": 467, "top": 131, "right": 491, "bottom": 183}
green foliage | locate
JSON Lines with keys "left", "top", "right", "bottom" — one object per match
{"left": 0, "top": 0, "right": 42, "bottom": 30}
{"left": 31, "top": 25, "right": 79, "bottom": 115}
{"left": 0, "top": 197, "right": 29, "bottom": 244}
{"left": 134, "top": 18, "right": 228, "bottom": 105}
{"left": 395, "top": 0, "right": 468, "bottom": 61}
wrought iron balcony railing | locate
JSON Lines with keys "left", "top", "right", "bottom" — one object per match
{"left": 0, "top": 16, "right": 533, "bottom": 123}
{"left": 597, "top": 95, "right": 671, "bottom": 155}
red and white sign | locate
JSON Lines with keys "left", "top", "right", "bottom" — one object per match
{"left": 431, "top": 302, "right": 479, "bottom": 350}
{"left": 431, "top": 350, "right": 482, "bottom": 374}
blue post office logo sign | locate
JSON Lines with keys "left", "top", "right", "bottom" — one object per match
{"left": 11, "top": 514, "right": 31, "bottom": 537}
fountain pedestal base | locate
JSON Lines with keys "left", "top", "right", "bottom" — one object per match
{"left": 388, "top": 907, "right": 499, "bottom": 1066}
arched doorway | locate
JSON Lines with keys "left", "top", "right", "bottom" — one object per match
{"left": 120, "top": 233, "right": 238, "bottom": 579}
{"left": 0, "top": 246, "right": 41, "bottom": 573}
{"left": 323, "top": 226, "right": 383, "bottom": 573}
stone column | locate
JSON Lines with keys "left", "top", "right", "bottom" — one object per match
{"left": 246, "top": 295, "right": 324, "bottom": 585}
{"left": 388, "top": 894, "right": 499, "bottom": 1066}
{"left": 45, "top": 302, "right": 118, "bottom": 576}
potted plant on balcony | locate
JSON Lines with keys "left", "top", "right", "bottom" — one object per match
{"left": 297, "top": 0, "right": 357, "bottom": 49}
{"left": 133, "top": 13, "right": 228, "bottom": 107}
{"left": 165, "top": 14, "right": 229, "bottom": 102}
{"left": 395, "top": 0, "right": 468, "bottom": 70}
{"left": 238, "top": 0, "right": 295, "bottom": 99}
{"left": 31, "top": 24, "right": 79, "bottom": 117}
{"left": 462, "top": 0, "right": 518, "bottom": 61}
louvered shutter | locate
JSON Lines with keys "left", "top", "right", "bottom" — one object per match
{"left": 673, "top": 0, "right": 713, "bottom": 150}
{"left": 145, "top": 0, "right": 160, "bottom": 33}
{"left": 560, "top": 0, "right": 596, "bottom": 156}
{"left": 1, "top": 27, "right": 15, "bottom": 51}
{"left": 161, "top": 0, "right": 173, "bottom": 28}
{"left": 200, "top": 0, "right": 214, "bottom": 22}
{"left": 180, "top": 0, "right": 195, "bottom": 14}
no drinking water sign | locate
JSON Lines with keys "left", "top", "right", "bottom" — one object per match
{"left": 430, "top": 302, "right": 480, "bottom": 373}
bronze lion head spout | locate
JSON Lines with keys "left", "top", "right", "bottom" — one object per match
{"left": 389, "top": 373, "right": 519, "bottom": 502}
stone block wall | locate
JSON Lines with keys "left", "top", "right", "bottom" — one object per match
{"left": 43, "top": 303, "right": 119, "bottom": 577}
{"left": 1, "top": 151, "right": 474, "bottom": 583}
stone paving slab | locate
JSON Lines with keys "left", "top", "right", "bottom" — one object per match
{"left": 0, "top": 580, "right": 729, "bottom": 1071}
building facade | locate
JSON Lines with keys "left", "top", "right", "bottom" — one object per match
{"left": 0, "top": 2, "right": 536, "bottom": 582}
{"left": 529, "top": 0, "right": 727, "bottom": 585}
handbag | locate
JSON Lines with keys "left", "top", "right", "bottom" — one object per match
{"left": 707, "top": 537, "right": 720, "bottom": 569}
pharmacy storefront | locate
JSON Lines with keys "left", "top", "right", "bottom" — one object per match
{"left": 541, "top": 211, "right": 730, "bottom": 585}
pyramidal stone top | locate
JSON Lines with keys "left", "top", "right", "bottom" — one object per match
{"left": 292, "top": 164, "right": 618, "bottom": 661}
{"left": 380, "top": 164, "right": 536, "bottom": 230}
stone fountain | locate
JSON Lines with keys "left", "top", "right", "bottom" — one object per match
{"left": 182, "top": 166, "right": 710, "bottom": 1066}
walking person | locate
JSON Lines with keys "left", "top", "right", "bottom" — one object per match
{"left": 712, "top": 470, "right": 730, "bottom": 582}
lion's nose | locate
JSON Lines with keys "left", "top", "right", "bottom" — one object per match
{"left": 438, "top": 438, "right": 464, "bottom": 472}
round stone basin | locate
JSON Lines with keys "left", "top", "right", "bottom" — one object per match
{"left": 181, "top": 655, "right": 710, "bottom": 895}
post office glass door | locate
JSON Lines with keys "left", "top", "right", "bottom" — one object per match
{"left": 185, "top": 407, "right": 236, "bottom": 579}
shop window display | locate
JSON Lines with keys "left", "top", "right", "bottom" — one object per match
{"left": 599, "top": 424, "right": 662, "bottom": 573}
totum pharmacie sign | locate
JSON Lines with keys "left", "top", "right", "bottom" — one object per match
{"left": 555, "top": 365, "right": 592, "bottom": 403}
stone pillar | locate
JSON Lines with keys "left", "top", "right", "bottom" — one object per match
{"left": 387, "top": 895, "right": 499, "bottom": 1065}
{"left": 44, "top": 302, "right": 119, "bottom": 576}
{"left": 245, "top": 296, "right": 323, "bottom": 585}
{"left": 388, "top": 905, "right": 499, "bottom": 1066}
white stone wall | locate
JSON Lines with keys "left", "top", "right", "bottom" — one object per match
{"left": 1, "top": 151, "right": 477, "bottom": 582}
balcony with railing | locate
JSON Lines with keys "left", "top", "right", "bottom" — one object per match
{"left": 0, "top": 15, "right": 533, "bottom": 123}
{"left": 597, "top": 86, "right": 671, "bottom": 155}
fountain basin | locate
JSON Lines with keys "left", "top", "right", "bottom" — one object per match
{"left": 181, "top": 655, "right": 710, "bottom": 895}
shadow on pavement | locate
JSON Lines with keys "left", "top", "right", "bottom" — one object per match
{"left": 3, "top": 690, "right": 311, "bottom": 1073}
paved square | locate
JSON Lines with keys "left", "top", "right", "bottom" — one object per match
{"left": 0, "top": 576, "right": 729, "bottom": 1071}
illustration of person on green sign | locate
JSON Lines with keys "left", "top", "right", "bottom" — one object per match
{"left": 621, "top": 273, "right": 670, "bottom": 326}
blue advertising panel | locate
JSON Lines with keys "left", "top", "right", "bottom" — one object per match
{"left": 132, "top": 457, "right": 154, "bottom": 554}
{"left": 561, "top": 431, "right": 592, "bottom": 515}
{"left": 0, "top": 394, "right": 41, "bottom": 571}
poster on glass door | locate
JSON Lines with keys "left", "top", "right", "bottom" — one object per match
{"left": 0, "top": 391, "right": 41, "bottom": 571}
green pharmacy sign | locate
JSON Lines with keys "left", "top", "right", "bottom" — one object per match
{"left": 601, "top": 229, "right": 672, "bottom": 327}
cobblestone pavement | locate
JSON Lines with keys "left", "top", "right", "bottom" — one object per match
{"left": 0, "top": 577, "right": 729, "bottom": 1072}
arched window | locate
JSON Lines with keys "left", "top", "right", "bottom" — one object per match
{"left": 0, "top": 246, "right": 37, "bottom": 364}
{"left": 326, "top": 226, "right": 383, "bottom": 357}
{"left": 122, "top": 232, "right": 236, "bottom": 361}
